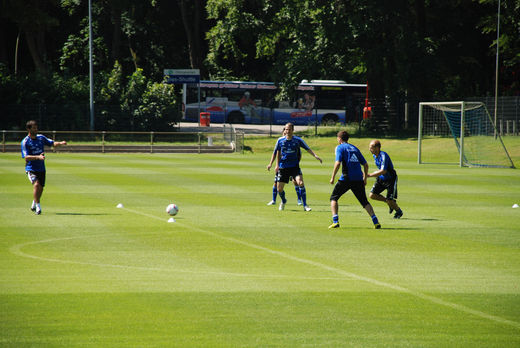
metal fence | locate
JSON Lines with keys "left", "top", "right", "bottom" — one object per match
{"left": 1, "top": 129, "right": 244, "bottom": 154}
{"left": 399, "top": 96, "right": 520, "bottom": 135}
{"left": 467, "top": 96, "right": 520, "bottom": 135}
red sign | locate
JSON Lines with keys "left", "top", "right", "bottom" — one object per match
{"left": 291, "top": 111, "right": 313, "bottom": 118}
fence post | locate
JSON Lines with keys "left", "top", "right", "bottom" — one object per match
{"left": 52, "top": 131, "right": 56, "bottom": 152}
{"left": 102, "top": 131, "right": 106, "bottom": 153}
{"left": 2, "top": 130, "right": 5, "bottom": 153}
{"left": 315, "top": 107, "right": 318, "bottom": 136}
{"left": 198, "top": 132, "right": 201, "bottom": 154}
{"left": 150, "top": 131, "right": 154, "bottom": 153}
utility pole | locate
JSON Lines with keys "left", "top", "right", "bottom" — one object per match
{"left": 494, "top": 0, "right": 501, "bottom": 139}
{"left": 89, "top": 0, "right": 95, "bottom": 130}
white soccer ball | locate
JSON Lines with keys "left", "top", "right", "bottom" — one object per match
{"left": 166, "top": 203, "right": 179, "bottom": 216}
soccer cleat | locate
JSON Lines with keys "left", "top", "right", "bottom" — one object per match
{"left": 374, "top": 223, "right": 381, "bottom": 229}
{"left": 31, "top": 205, "right": 36, "bottom": 212}
{"left": 35, "top": 208, "right": 42, "bottom": 215}
{"left": 328, "top": 222, "right": 340, "bottom": 229}
{"left": 266, "top": 200, "right": 276, "bottom": 206}
{"left": 389, "top": 207, "right": 394, "bottom": 214}
{"left": 394, "top": 210, "right": 403, "bottom": 219}
{"left": 297, "top": 199, "right": 302, "bottom": 206}
{"left": 279, "top": 202, "right": 285, "bottom": 211}
{"left": 304, "top": 205, "right": 312, "bottom": 212}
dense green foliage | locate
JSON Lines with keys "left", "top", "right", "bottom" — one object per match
{"left": 0, "top": 0, "right": 519, "bottom": 129}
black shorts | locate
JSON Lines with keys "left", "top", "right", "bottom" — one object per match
{"left": 330, "top": 180, "right": 369, "bottom": 207}
{"left": 274, "top": 168, "right": 302, "bottom": 183}
{"left": 371, "top": 176, "right": 398, "bottom": 200}
{"left": 26, "top": 171, "right": 46, "bottom": 187}
{"left": 277, "top": 167, "right": 302, "bottom": 184}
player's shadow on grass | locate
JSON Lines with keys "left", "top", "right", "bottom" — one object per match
{"left": 55, "top": 212, "right": 114, "bottom": 216}
{"left": 378, "top": 227, "right": 416, "bottom": 230}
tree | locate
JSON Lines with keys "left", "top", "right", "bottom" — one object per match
{"left": 206, "top": 0, "right": 361, "bottom": 92}
{"left": 477, "top": 0, "right": 520, "bottom": 95}
{"left": 135, "top": 81, "right": 180, "bottom": 130}
{"left": 178, "top": 0, "right": 206, "bottom": 71}
{"left": 205, "top": 0, "right": 506, "bottom": 100}
{"left": 1, "top": 0, "right": 62, "bottom": 73}
{"left": 120, "top": 68, "right": 180, "bottom": 130}
{"left": 100, "top": 60, "right": 124, "bottom": 105}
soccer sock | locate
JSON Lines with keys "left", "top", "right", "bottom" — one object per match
{"left": 295, "top": 185, "right": 301, "bottom": 200}
{"left": 272, "top": 186, "right": 277, "bottom": 202}
{"left": 299, "top": 186, "right": 307, "bottom": 206}
{"left": 31, "top": 200, "right": 36, "bottom": 209}
{"left": 371, "top": 215, "right": 379, "bottom": 225}
{"left": 279, "top": 190, "right": 287, "bottom": 203}
{"left": 332, "top": 214, "right": 339, "bottom": 224}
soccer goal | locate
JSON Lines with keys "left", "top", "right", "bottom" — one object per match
{"left": 418, "top": 101, "right": 515, "bottom": 168}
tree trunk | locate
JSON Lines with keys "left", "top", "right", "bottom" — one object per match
{"left": 14, "top": 29, "right": 21, "bottom": 74}
{"left": 0, "top": 24, "right": 9, "bottom": 69}
{"left": 129, "top": 40, "right": 138, "bottom": 70}
{"left": 127, "top": 5, "right": 138, "bottom": 70}
{"left": 24, "top": 30, "right": 46, "bottom": 72}
{"left": 111, "top": 5, "right": 122, "bottom": 63}
{"left": 178, "top": 0, "right": 203, "bottom": 69}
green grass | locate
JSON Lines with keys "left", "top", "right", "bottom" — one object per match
{"left": 1, "top": 136, "right": 520, "bottom": 347}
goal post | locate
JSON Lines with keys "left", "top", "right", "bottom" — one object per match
{"left": 418, "top": 101, "right": 515, "bottom": 168}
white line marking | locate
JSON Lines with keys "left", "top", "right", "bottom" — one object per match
{"left": 125, "top": 208, "right": 520, "bottom": 329}
{"left": 9, "top": 235, "right": 347, "bottom": 281}
{"left": 10, "top": 206, "right": 520, "bottom": 329}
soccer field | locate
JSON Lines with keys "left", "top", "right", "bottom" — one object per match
{"left": 1, "top": 137, "right": 520, "bottom": 347}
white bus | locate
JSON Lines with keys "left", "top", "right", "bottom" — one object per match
{"left": 182, "top": 80, "right": 367, "bottom": 125}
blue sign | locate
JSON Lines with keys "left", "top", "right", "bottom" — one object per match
{"left": 164, "top": 69, "right": 200, "bottom": 84}
{"left": 165, "top": 75, "right": 200, "bottom": 84}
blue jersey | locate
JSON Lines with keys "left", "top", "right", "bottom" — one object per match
{"left": 274, "top": 136, "right": 310, "bottom": 169}
{"left": 21, "top": 134, "right": 54, "bottom": 172}
{"left": 335, "top": 142, "right": 367, "bottom": 181}
{"left": 373, "top": 151, "right": 396, "bottom": 181}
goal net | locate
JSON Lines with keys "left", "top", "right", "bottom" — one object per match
{"left": 418, "top": 101, "right": 515, "bottom": 168}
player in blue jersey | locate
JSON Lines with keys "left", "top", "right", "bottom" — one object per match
{"left": 267, "top": 123, "right": 322, "bottom": 211}
{"left": 329, "top": 131, "right": 380, "bottom": 229}
{"left": 367, "top": 140, "right": 403, "bottom": 219}
{"left": 21, "top": 120, "right": 67, "bottom": 214}
{"left": 267, "top": 128, "right": 305, "bottom": 206}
